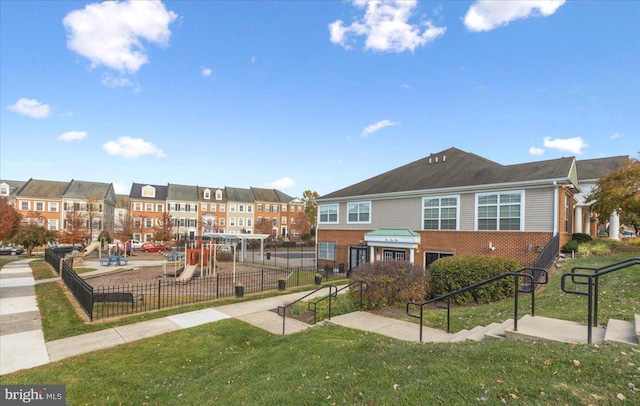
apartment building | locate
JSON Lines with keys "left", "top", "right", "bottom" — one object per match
{"left": 225, "top": 187, "right": 255, "bottom": 234}
{"left": 13, "top": 179, "right": 68, "bottom": 232}
{"left": 129, "top": 183, "right": 168, "bottom": 242}
{"left": 198, "top": 186, "right": 227, "bottom": 234}
{"left": 167, "top": 183, "right": 200, "bottom": 240}
{"left": 62, "top": 180, "right": 116, "bottom": 241}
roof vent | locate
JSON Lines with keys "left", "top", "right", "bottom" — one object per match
{"left": 443, "top": 155, "right": 446, "bottom": 162}
{"left": 429, "top": 158, "right": 432, "bottom": 164}
{"left": 435, "top": 156, "right": 438, "bottom": 163}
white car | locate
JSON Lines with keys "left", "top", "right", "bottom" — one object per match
{"left": 108, "top": 239, "right": 143, "bottom": 250}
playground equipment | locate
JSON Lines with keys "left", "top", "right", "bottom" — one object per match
{"left": 82, "top": 241, "right": 101, "bottom": 257}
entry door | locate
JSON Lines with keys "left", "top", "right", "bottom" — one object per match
{"left": 349, "top": 247, "right": 367, "bottom": 271}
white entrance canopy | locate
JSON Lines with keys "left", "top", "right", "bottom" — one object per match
{"left": 364, "top": 229, "right": 421, "bottom": 263}
{"left": 202, "top": 233, "right": 271, "bottom": 262}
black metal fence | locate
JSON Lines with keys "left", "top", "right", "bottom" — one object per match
{"left": 533, "top": 234, "right": 560, "bottom": 271}
{"left": 45, "top": 248, "right": 346, "bottom": 321}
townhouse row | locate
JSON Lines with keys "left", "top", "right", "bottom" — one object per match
{"left": 0, "top": 179, "right": 308, "bottom": 243}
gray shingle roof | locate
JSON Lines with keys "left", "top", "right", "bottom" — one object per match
{"left": 576, "top": 156, "right": 628, "bottom": 181}
{"left": 319, "top": 147, "right": 576, "bottom": 200}
{"left": 226, "top": 187, "right": 254, "bottom": 203}
{"left": 0, "top": 180, "right": 26, "bottom": 196}
{"left": 16, "top": 179, "right": 70, "bottom": 199}
{"left": 167, "top": 183, "right": 199, "bottom": 201}
{"left": 129, "top": 182, "right": 168, "bottom": 200}
{"left": 63, "top": 179, "right": 113, "bottom": 200}
{"left": 198, "top": 186, "right": 226, "bottom": 202}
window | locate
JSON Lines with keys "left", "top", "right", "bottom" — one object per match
{"left": 215, "top": 190, "right": 222, "bottom": 200}
{"left": 220, "top": 204, "right": 225, "bottom": 212}
{"left": 179, "top": 203, "right": 186, "bottom": 212}
{"left": 78, "top": 203, "right": 87, "bottom": 211}
{"left": 0, "top": 185, "right": 8, "bottom": 196}
{"left": 423, "top": 196, "right": 458, "bottom": 230}
{"left": 169, "top": 202, "right": 176, "bottom": 211}
{"left": 319, "top": 204, "right": 338, "bottom": 223}
{"left": 425, "top": 252, "right": 453, "bottom": 268}
{"left": 257, "top": 204, "right": 263, "bottom": 212}
{"left": 247, "top": 205, "right": 252, "bottom": 213}
{"left": 219, "top": 218, "right": 225, "bottom": 226}
{"left": 20, "top": 201, "right": 30, "bottom": 210}
{"left": 477, "top": 192, "right": 523, "bottom": 231}
{"left": 145, "top": 203, "right": 154, "bottom": 212}
{"left": 239, "top": 204, "right": 244, "bottom": 212}
{"left": 201, "top": 203, "right": 207, "bottom": 211}
{"left": 282, "top": 216, "right": 287, "bottom": 225}
{"left": 265, "top": 205, "right": 270, "bottom": 213}
{"left": 229, "top": 204, "right": 236, "bottom": 212}
{"left": 188, "top": 219, "right": 197, "bottom": 227}
{"left": 35, "top": 202, "right": 44, "bottom": 211}
{"left": 238, "top": 218, "right": 244, "bottom": 227}
{"left": 49, "top": 219, "right": 58, "bottom": 231}
{"left": 247, "top": 218, "right": 252, "bottom": 227}
{"left": 347, "top": 202, "right": 370, "bottom": 223}
{"left": 49, "top": 202, "right": 58, "bottom": 212}
{"left": 319, "top": 242, "right": 336, "bottom": 260}
{"left": 282, "top": 204, "right": 287, "bottom": 212}
{"left": 229, "top": 217, "right": 236, "bottom": 226}
{"left": 157, "top": 204, "right": 164, "bottom": 212}
{"left": 190, "top": 204, "right": 197, "bottom": 212}
{"left": 134, "top": 202, "right": 142, "bottom": 211}
{"left": 204, "top": 189, "right": 211, "bottom": 199}
{"left": 211, "top": 203, "right": 216, "bottom": 212}
{"left": 145, "top": 218, "right": 153, "bottom": 228}
{"left": 134, "top": 218, "right": 142, "bottom": 228}
{"left": 65, "top": 201, "right": 74, "bottom": 211}
{"left": 144, "top": 234, "right": 153, "bottom": 242}
{"left": 142, "top": 186, "right": 155, "bottom": 198}
{"left": 180, "top": 218, "right": 186, "bottom": 227}
{"left": 272, "top": 205, "right": 279, "bottom": 213}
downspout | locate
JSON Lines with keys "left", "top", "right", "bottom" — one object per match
{"left": 314, "top": 209, "right": 319, "bottom": 271}
{"left": 553, "top": 181, "right": 558, "bottom": 236}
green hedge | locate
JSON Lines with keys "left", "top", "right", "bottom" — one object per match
{"left": 428, "top": 255, "right": 520, "bottom": 305}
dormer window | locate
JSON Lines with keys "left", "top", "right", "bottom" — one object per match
{"left": 0, "top": 182, "right": 9, "bottom": 196}
{"left": 142, "top": 185, "right": 155, "bottom": 198}
{"left": 215, "top": 189, "right": 222, "bottom": 200}
{"left": 204, "top": 189, "right": 211, "bottom": 199}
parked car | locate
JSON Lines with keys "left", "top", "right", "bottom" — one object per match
{"left": 0, "top": 246, "right": 25, "bottom": 256}
{"left": 140, "top": 242, "right": 172, "bottom": 253}
{"left": 621, "top": 230, "right": 637, "bottom": 238}
{"left": 108, "top": 239, "right": 143, "bottom": 251}
{"left": 597, "top": 230, "right": 608, "bottom": 238}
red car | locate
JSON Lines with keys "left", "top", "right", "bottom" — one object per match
{"left": 140, "top": 242, "right": 172, "bottom": 253}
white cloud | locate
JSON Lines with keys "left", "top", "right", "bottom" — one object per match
{"left": 112, "top": 182, "right": 128, "bottom": 194}
{"left": 251, "top": 56, "right": 256, "bottom": 63}
{"left": 543, "top": 136, "right": 588, "bottom": 155}
{"left": 329, "top": 0, "right": 446, "bottom": 52}
{"left": 610, "top": 132, "right": 622, "bottom": 139}
{"left": 8, "top": 98, "right": 52, "bottom": 119}
{"left": 63, "top": 0, "right": 178, "bottom": 74}
{"left": 268, "top": 177, "right": 296, "bottom": 189}
{"left": 101, "top": 74, "right": 140, "bottom": 91}
{"left": 361, "top": 119, "right": 397, "bottom": 137}
{"left": 103, "top": 136, "right": 166, "bottom": 158}
{"left": 464, "top": 0, "right": 565, "bottom": 32}
{"left": 58, "top": 131, "right": 87, "bottom": 142}
{"left": 201, "top": 67, "right": 212, "bottom": 77}
{"left": 528, "top": 146, "right": 545, "bottom": 156}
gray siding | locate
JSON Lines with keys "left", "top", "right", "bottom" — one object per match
{"left": 459, "top": 193, "right": 475, "bottom": 231}
{"left": 524, "top": 187, "right": 554, "bottom": 231}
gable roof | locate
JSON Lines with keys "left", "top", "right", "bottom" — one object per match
{"left": 226, "top": 187, "right": 254, "bottom": 203}
{"left": 129, "top": 182, "right": 168, "bottom": 200}
{"left": 63, "top": 179, "right": 114, "bottom": 202}
{"left": 576, "top": 155, "right": 628, "bottom": 181}
{"left": 319, "top": 147, "right": 576, "bottom": 200}
{"left": 15, "top": 179, "right": 70, "bottom": 199}
{"left": 167, "top": 183, "right": 199, "bottom": 201}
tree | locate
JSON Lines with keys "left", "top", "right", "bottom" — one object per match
{"left": 0, "top": 197, "right": 22, "bottom": 242}
{"left": 59, "top": 208, "right": 89, "bottom": 244}
{"left": 154, "top": 212, "right": 174, "bottom": 242}
{"left": 254, "top": 216, "right": 274, "bottom": 236}
{"left": 114, "top": 211, "right": 134, "bottom": 242}
{"left": 586, "top": 156, "right": 640, "bottom": 233}
{"left": 12, "top": 224, "right": 58, "bottom": 255}
{"left": 292, "top": 210, "right": 312, "bottom": 240}
{"left": 301, "top": 190, "right": 319, "bottom": 226}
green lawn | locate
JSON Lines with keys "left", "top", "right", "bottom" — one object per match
{"left": 1, "top": 249, "right": 639, "bottom": 404}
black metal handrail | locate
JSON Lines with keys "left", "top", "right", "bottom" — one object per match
{"left": 307, "top": 280, "right": 368, "bottom": 324}
{"left": 560, "top": 257, "right": 640, "bottom": 344}
{"left": 406, "top": 267, "right": 548, "bottom": 342}
{"left": 277, "top": 284, "right": 337, "bottom": 335}
{"left": 533, "top": 234, "right": 560, "bottom": 270}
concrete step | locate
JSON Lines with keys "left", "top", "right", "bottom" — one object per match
{"left": 604, "top": 318, "right": 639, "bottom": 346}
{"left": 465, "top": 323, "right": 499, "bottom": 341}
{"left": 448, "top": 328, "right": 471, "bottom": 342}
{"left": 485, "top": 319, "right": 514, "bottom": 341}
{"left": 505, "top": 315, "right": 606, "bottom": 344}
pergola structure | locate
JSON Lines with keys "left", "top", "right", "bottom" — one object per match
{"left": 202, "top": 233, "right": 271, "bottom": 262}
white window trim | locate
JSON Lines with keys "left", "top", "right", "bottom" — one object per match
{"left": 346, "top": 201, "right": 371, "bottom": 224}
{"left": 421, "top": 195, "right": 460, "bottom": 231}
{"left": 475, "top": 190, "right": 525, "bottom": 231}
{"left": 319, "top": 203, "right": 339, "bottom": 224}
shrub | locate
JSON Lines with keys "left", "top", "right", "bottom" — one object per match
{"left": 349, "top": 261, "right": 429, "bottom": 310}
{"left": 577, "top": 241, "right": 612, "bottom": 256}
{"left": 428, "top": 255, "right": 520, "bottom": 305}
{"left": 562, "top": 240, "right": 579, "bottom": 253}
{"left": 572, "top": 233, "right": 592, "bottom": 244}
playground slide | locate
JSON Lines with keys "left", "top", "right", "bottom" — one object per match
{"left": 176, "top": 264, "right": 198, "bottom": 283}
{"left": 83, "top": 241, "right": 101, "bottom": 257}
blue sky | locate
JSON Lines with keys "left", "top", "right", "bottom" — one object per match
{"left": 1, "top": 0, "right": 638, "bottom": 198}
